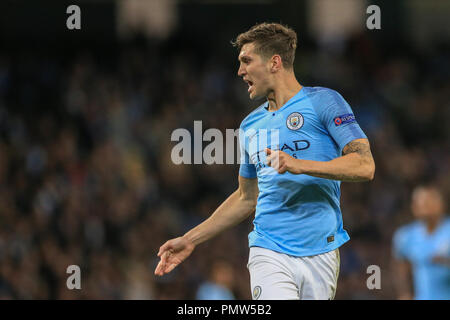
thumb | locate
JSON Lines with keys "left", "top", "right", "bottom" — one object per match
{"left": 157, "top": 241, "right": 172, "bottom": 257}
{"left": 265, "top": 148, "right": 272, "bottom": 155}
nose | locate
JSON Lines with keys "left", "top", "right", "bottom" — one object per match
{"left": 237, "top": 64, "right": 246, "bottom": 77}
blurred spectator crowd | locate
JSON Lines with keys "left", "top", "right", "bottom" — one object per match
{"left": 0, "top": 32, "right": 448, "bottom": 299}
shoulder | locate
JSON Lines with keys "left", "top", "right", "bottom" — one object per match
{"left": 240, "top": 101, "right": 268, "bottom": 129}
{"left": 304, "top": 86, "right": 350, "bottom": 115}
{"left": 442, "top": 216, "right": 450, "bottom": 230}
{"left": 393, "top": 221, "right": 421, "bottom": 259}
{"left": 303, "top": 86, "right": 343, "bottom": 102}
{"left": 394, "top": 221, "right": 421, "bottom": 240}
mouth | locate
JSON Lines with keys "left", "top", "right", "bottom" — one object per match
{"left": 244, "top": 79, "right": 254, "bottom": 93}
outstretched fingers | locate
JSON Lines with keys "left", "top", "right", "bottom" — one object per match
{"left": 154, "top": 237, "right": 193, "bottom": 276}
{"left": 155, "top": 250, "right": 172, "bottom": 276}
{"left": 154, "top": 259, "right": 164, "bottom": 276}
{"left": 165, "top": 262, "right": 178, "bottom": 274}
{"left": 155, "top": 241, "right": 173, "bottom": 275}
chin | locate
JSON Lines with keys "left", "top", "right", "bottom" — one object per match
{"left": 249, "top": 90, "right": 263, "bottom": 100}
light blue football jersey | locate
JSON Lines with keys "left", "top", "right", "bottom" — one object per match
{"left": 239, "top": 86, "right": 367, "bottom": 257}
{"left": 393, "top": 217, "right": 450, "bottom": 300}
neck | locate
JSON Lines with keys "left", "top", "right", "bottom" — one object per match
{"left": 266, "top": 72, "right": 302, "bottom": 111}
{"left": 425, "top": 215, "right": 442, "bottom": 234}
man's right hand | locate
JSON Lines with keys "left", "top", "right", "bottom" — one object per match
{"left": 154, "top": 236, "right": 195, "bottom": 276}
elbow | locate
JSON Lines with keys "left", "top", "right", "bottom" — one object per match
{"left": 354, "top": 158, "right": 375, "bottom": 182}
{"left": 364, "top": 161, "right": 376, "bottom": 181}
{"left": 247, "top": 198, "right": 258, "bottom": 210}
{"left": 238, "top": 190, "right": 258, "bottom": 211}
{"left": 248, "top": 197, "right": 258, "bottom": 212}
{"left": 366, "top": 169, "right": 375, "bottom": 181}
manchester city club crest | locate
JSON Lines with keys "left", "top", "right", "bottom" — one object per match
{"left": 286, "top": 112, "right": 304, "bottom": 130}
{"left": 253, "top": 286, "right": 262, "bottom": 299}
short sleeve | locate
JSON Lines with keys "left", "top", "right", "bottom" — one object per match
{"left": 316, "top": 89, "right": 367, "bottom": 153}
{"left": 238, "top": 126, "right": 257, "bottom": 179}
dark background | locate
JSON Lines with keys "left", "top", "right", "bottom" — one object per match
{"left": 0, "top": 0, "right": 448, "bottom": 299}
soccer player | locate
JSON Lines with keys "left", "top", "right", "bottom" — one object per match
{"left": 155, "top": 23, "right": 375, "bottom": 300}
{"left": 392, "top": 185, "right": 450, "bottom": 300}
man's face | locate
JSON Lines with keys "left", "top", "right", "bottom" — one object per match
{"left": 411, "top": 188, "right": 444, "bottom": 220}
{"left": 237, "top": 43, "right": 272, "bottom": 100}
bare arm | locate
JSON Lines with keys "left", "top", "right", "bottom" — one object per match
{"left": 184, "top": 175, "right": 258, "bottom": 245}
{"left": 432, "top": 255, "right": 450, "bottom": 267}
{"left": 392, "top": 258, "right": 414, "bottom": 299}
{"left": 266, "top": 138, "right": 375, "bottom": 182}
{"left": 155, "top": 176, "right": 258, "bottom": 276}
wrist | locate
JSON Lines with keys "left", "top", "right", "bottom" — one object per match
{"left": 289, "top": 158, "right": 304, "bottom": 174}
{"left": 182, "top": 232, "right": 199, "bottom": 247}
{"left": 182, "top": 228, "right": 205, "bottom": 248}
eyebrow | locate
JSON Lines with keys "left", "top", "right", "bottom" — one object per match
{"left": 238, "top": 55, "right": 251, "bottom": 62}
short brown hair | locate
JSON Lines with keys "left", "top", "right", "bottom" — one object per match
{"left": 232, "top": 22, "right": 297, "bottom": 69}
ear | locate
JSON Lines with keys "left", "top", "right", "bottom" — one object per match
{"left": 270, "top": 55, "right": 283, "bottom": 73}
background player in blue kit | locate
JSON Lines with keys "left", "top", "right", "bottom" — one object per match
{"left": 392, "top": 185, "right": 450, "bottom": 300}
{"left": 155, "top": 23, "right": 375, "bottom": 300}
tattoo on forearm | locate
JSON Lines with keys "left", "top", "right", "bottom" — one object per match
{"left": 342, "top": 141, "right": 372, "bottom": 158}
{"left": 307, "top": 140, "right": 374, "bottom": 182}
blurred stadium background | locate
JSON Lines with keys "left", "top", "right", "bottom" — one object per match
{"left": 0, "top": 0, "right": 449, "bottom": 299}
